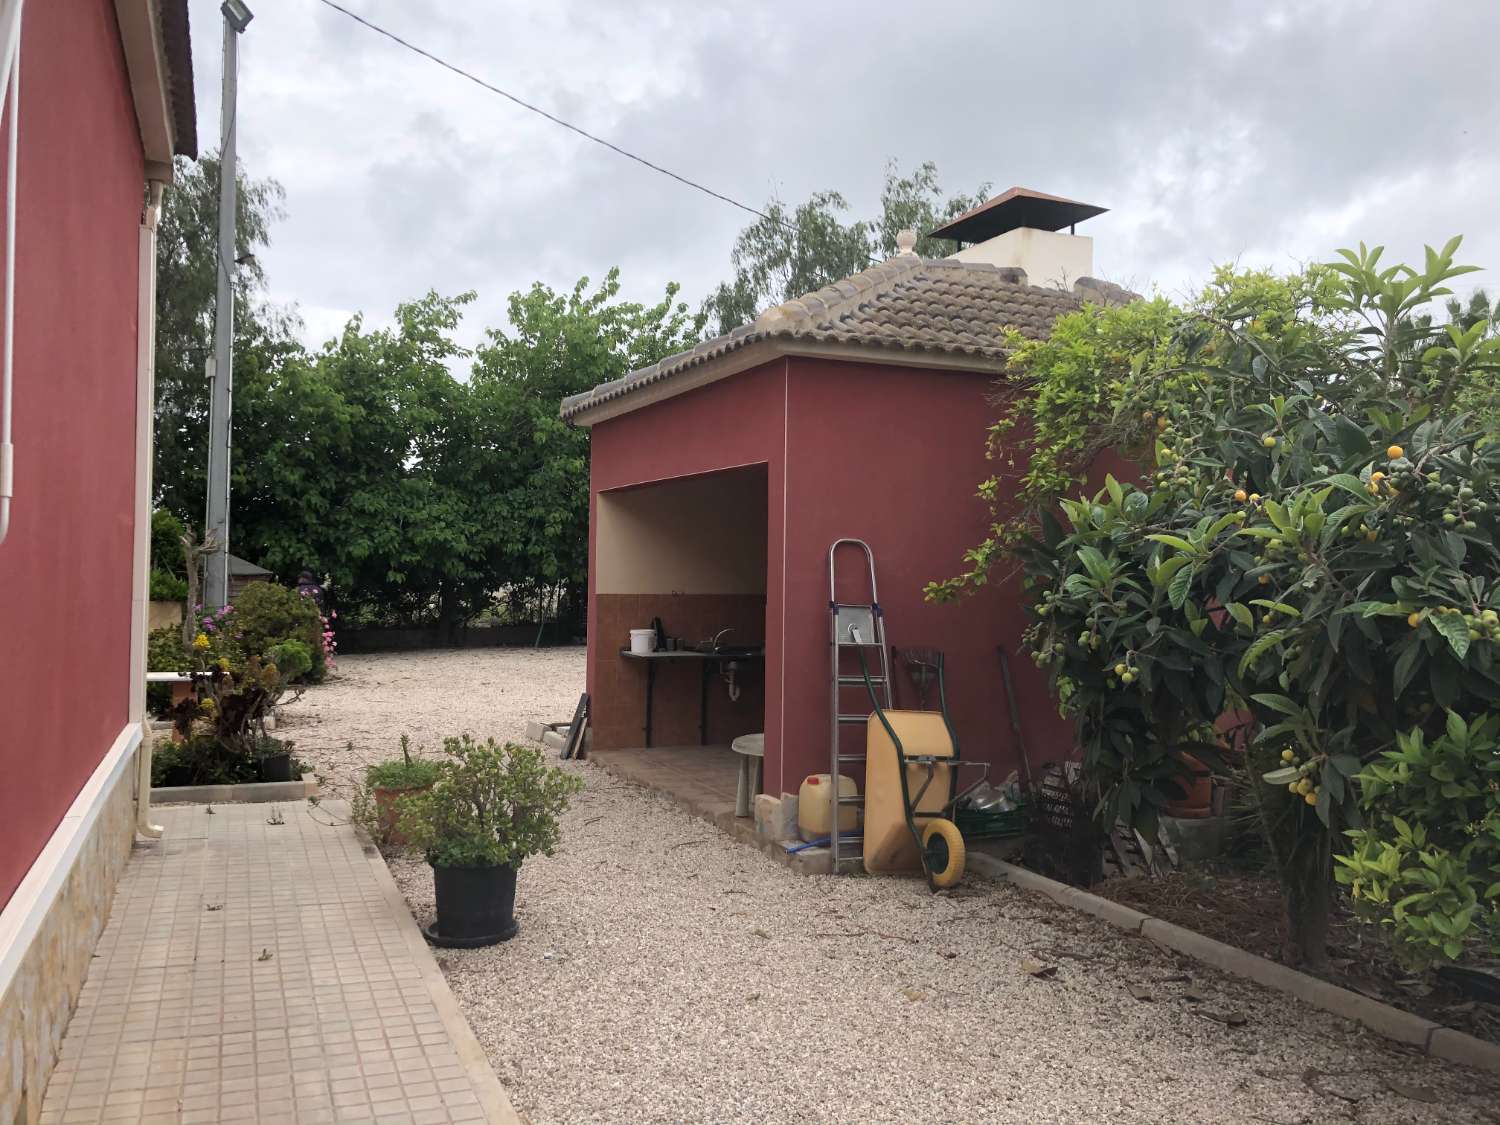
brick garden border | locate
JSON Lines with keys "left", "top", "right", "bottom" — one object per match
{"left": 966, "top": 852, "right": 1500, "bottom": 1074}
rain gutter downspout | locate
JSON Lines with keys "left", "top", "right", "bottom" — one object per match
{"left": 0, "top": 0, "right": 22, "bottom": 547}
{"left": 132, "top": 176, "right": 167, "bottom": 840}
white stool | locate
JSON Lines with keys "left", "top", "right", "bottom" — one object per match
{"left": 730, "top": 733, "right": 764, "bottom": 817}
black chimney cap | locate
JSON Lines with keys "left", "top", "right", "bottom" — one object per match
{"left": 928, "top": 187, "right": 1106, "bottom": 244}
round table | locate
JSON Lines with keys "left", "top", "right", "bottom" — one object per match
{"left": 730, "top": 733, "right": 764, "bottom": 818}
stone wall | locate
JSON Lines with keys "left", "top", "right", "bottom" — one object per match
{"left": 0, "top": 748, "right": 139, "bottom": 1125}
{"left": 147, "top": 600, "right": 182, "bottom": 633}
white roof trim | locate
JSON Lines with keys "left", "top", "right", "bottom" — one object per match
{"left": 114, "top": 0, "right": 176, "bottom": 177}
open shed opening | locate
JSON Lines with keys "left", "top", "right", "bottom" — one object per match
{"left": 591, "top": 463, "right": 769, "bottom": 755}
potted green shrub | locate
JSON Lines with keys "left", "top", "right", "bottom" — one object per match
{"left": 398, "top": 735, "right": 583, "bottom": 947}
{"left": 362, "top": 736, "right": 440, "bottom": 846}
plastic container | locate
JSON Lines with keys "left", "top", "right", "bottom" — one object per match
{"left": 629, "top": 628, "right": 657, "bottom": 656}
{"left": 798, "top": 773, "right": 859, "bottom": 841}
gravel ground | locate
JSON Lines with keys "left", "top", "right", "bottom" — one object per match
{"left": 282, "top": 650, "right": 1500, "bottom": 1124}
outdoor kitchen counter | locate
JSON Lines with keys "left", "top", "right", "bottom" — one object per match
{"left": 619, "top": 647, "right": 763, "bottom": 747}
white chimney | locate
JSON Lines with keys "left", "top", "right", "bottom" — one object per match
{"left": 928, "top": 187, "right": 1106, "bottom": 290}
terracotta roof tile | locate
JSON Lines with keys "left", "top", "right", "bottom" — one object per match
{"left": 560, "top": 256, "right": 1133, "bottom": 421}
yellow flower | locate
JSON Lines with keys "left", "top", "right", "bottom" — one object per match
{"left": 193, "top": 632, "right": 210, "bottom": 649}
{"left": 217, "top": 657, "right": 231, "bottom": 672}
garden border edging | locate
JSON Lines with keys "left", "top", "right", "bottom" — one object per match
{"left": 966, "top": 853, "right": 1500, "bottom": 1075}
{"left": 149, "top": 772, "right": 318, "bottom": 804}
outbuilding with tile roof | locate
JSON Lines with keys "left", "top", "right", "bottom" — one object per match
{"left": 566, "top": 194, "right": 1129, "bottom": 853}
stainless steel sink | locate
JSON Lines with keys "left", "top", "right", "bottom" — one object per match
{"left": 696, "top": 644, "right": 763, "bottom": 660}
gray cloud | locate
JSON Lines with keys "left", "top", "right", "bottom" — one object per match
{"left": 190, "top": 0, "right": 1500, "bottom": 351}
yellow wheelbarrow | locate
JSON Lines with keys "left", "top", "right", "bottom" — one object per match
{"left": 857, "top": 650, "right": 989, "bottom": 890}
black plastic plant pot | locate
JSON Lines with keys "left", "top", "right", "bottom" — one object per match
{"left": 258, "top": 753, "right": 293, "bottom": 783}
{"left": 423, "top": 863, "right": 519, "bottom": 948}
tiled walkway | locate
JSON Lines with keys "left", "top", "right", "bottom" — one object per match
{"left": 39, "top": 802, "right": 516, "bottom": 1124}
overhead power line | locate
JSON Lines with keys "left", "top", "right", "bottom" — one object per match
{"left": 313, "top": 0, "right": 782, "bottom": 225}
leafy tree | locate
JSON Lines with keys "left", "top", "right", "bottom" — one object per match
{"left": 471, "top": 270, "right": 702, "bottom": 624}
{"left": 946, "top": 239, "right": 1500, "bottom": 968}
{"left": 224, "top": 274, "right": 699, "bottom": 634}
{"left": 230, "top": 292, "right": 482, "bottom": 627}
{"left": 153, "top": 153, "right": 296, "bottom": 520}
{"left": 702, "top": 161, "right": 989, "bottom": 336}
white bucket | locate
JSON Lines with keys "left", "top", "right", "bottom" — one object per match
{"left": 629, "top": 628, "right": 657, "bottom": 655}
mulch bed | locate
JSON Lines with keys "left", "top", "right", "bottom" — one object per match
{"left": 1094, "top": 869, "right": 1500, "bottom": 1046}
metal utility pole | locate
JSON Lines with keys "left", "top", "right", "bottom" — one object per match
{"left": 203, "top": 0, "right": 253, "bottom": 607}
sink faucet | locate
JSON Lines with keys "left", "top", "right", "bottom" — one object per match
{"left": 709, "top": 627, "right": 735, "bottom": 653}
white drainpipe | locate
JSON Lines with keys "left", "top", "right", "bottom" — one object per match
{"left": 0, "top": 0, "right": 22, "bottom": 547}
{"left": 132, "top": 177, "right": 166, "bottom": 839}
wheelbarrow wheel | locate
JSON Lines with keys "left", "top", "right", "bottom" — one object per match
{"left": 921, "top": 818, "right": 966, "bottom": 888}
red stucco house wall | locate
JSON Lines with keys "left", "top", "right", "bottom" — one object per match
{"left": 0, "top": 0, "right": 150, "bottom": 908}
{"left": 585, "top": 355, "right": 1073, "bottom": 798}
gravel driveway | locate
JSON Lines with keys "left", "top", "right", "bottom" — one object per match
{"left": 281, "top": 649, "right": 1500, "bottom": 1124}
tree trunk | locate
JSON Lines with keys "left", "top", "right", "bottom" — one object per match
{"left": 1247, "top": 747, "right": 1333, "bottom": 971}
{"left": 438, "top": 581, "right": 461, "bottom": 647}
{"left": 179, "top": 529, "right": 218, "bottom": 650}
{"left": 1283, "top": 848, "right": 1332, "bottom": 969}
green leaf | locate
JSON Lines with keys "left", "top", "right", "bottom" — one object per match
{"left": 1431, "top": 612, "right": 1471, "bottom": 660}
{"left": 1249, "top": 599, "right": 1301, "bottom": 618}
{"left": 1261, "top": 766, "right": 1299, "bottom": 785}
{"left": 1315, "top": 780, "right": 1333, "bottom": 827}
{"left": 1151, "top": 555, "right": 1193, "bottom": 590}
{"left": 1226, "top": 603, "right": 1254, "bottom": 630}
{"left": 1076, "top": 546, "right": 1113, "bottom": 584}
{"left": 1239, "top": 629, "right": 1289, "bottom": 676}
{"left": 1105, "top": 473, "right": 1124, "bottom": 507}
{"left": 1325, "top": 473, "right": 1373, "bottom": 500}
{"left": 1251, "top": 693, "right": 1301, "bottom": 716}
{"left": 1145, "top": 533, "right": 1197, "bottom": 554}
{"left": 1168, "top": 565, "right": 1194, "bottom": 611}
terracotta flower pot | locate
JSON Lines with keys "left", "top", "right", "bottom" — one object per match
{"left": 373, "top": 784, "right": 430, "bottom": 846}
{"left": 1165, "top": 752, "right": 1214, "bottom": 818}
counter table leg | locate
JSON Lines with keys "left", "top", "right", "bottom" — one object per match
{"left": 700, "top": 661, "right": 710, "bottom": 745}
{"left": 645, "top": 660, "right": 656, "bottom": 747}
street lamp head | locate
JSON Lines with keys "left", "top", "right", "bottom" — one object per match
{"left": 221, "top": 0, "right": 253, "bottom": 32}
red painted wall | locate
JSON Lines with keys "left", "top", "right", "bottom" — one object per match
{"left": 584, "top": 354, "right": 1078, "bottom": 800}
{"left": 587, "top": 361, "right": 789, "bottom": 763}
{"left": 0, "top": 0, "right": 145, "bottom": 907}
{"left": 776, "top": 358, "right": 1072, "bottom": 794}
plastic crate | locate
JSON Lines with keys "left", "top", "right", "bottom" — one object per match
{"left": 955, "top": 801, "right": 1028, "bottom": 839}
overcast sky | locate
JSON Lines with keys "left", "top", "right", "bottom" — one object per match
{"left": 186, "top": 0, "right": 1500, "bottom": 354}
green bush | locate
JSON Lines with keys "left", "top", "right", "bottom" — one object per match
{"left": 397, "top": 736, "right": 582, "bottom": 868}
{"left": 147, "top": 626, "right": 188, "bottom": 715}
{"left": 149, "top": 734, "right": 257, "bottom": 786}
{"left": 984, "top": 238, "right": 1500, "bottom": 968}
{"left": 149, "top": 568, "right": 189, "bottom": 602}
{"left": 151, "top": 509, "right": 186, "bottom": 577}
{"left": 265, "top": 639, "right": 313, "bottom": 683}
{"left": 366, "top": 735, "right": 440, "bottom": 790}
{"left": 230, "top": 581, "right": 325, "bottom": 682}
{"left": 148, "top": 625, "right": 188, "bottom": 672}
{"left": 1335, "top": 713, "right": 1500, "bottom": 967}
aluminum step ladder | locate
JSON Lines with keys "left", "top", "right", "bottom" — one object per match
{"left": 828, "top": 538, "right": 893, "bottom": 873}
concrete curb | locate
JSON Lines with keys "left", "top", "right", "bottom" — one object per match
{"left": 150, "top": 772, "right": 318, "bottom": 804}
{"left": 347, "top": 808, "right": 523, "bottom": 1125}
{"left": 967, "top": 853, "right": 1500, "bottom": 1075}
